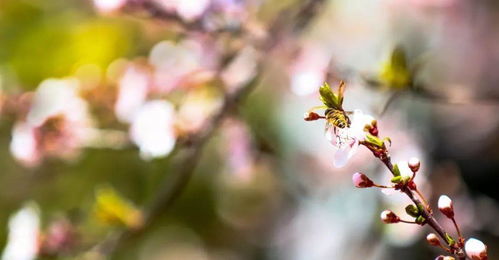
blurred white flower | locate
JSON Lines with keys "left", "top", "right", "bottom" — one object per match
{"left": 10, "top": 123, "right": 39, "bottom": 167}
{"left": 10, "top": 78, "right": 94, "bottom": 167}
{"left": 130, "top": 100, "right": 176, "bottom": 159}
{"left": 114, "top": 64, "right": 150, "bottom": 123}
{"left": 176, "top": 0, "right": 211, "bottom": 21}
{"left": 155, "top": 0, "right": 211, "bottom": 21}
{"left": 93, "top": 0, "right": 127, "bottom": 13}
{"left": 2, "top": 203, "right": 40, "bottom": 260}
{"left": 325, "top": 109, "right": 374, "bottom": 167}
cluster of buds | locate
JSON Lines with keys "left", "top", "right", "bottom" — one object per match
{"left": 359, "top": 120, "right": 391, "bottom": 160}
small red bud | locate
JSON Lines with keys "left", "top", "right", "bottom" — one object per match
{"left": 380, "top": 210, "right": 400, "bottom": 224}
{"left": 408, "top": 157, "right": 421, "bottom": 172}
{"left": 304, "top": 112, "right": 320, "bottom": 121}
{"left": 426, "top": 233, "right": 441, "bottom": 247}
{"left": 352, "top": 172, "right": 374, "bottom": 188}
{"left": 407, "top": 181, "right": 417, "bottom": 190}
{"left": 369, "top": 126, "right": 378, "bottom": 136}
{"left": 438, "top": 195, "right": 454, "bottom": 219}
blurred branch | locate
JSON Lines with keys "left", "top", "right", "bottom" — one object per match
{"left": 83, "top": 0, "right": 328, "bottom": 258}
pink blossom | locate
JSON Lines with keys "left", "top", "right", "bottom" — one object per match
{"left": 148, "top": 39, "right": 217, "bottom": 93}
{"left": 10, "top": 78, "right": 93, "bottom": 167}
{"left": 114, "top": 64, "right": 151, "bottom": 123}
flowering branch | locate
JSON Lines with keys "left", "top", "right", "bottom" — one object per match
{"left": 305, "top": 81, "right": 488, "bottom": 260}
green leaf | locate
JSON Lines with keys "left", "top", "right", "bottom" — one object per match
{"left": 379, "top": 46, "right": 412, "bottom": 90}
{"left": 415, "top": 215, "right": 426, "bottom": 225}
{"left": 391, "top": 176, "right": 402, "bottom": 183}
{"left": 365, "top": 133, "right": 384, "bottom": 147}
{"left": 392, "top": 164, "right": 401, "bottom": 176}
{"left": 405, "top": 204, "right": 420, "bottom": 218}
{"left": 382, "top": 137, "right": 392, "bottom": 146}
{"left": 444, "top": 233, "right": 456, "bottom": 246}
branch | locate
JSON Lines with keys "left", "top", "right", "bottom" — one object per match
{"left": 83, "top": 0, "right": 328, "bottom": 257}
{"left": 380, "top": 156, "right": 467, "bottom": 260}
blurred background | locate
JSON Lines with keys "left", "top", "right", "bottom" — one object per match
{"left": 0, "top": 0, "right": 498, "bottom": 259}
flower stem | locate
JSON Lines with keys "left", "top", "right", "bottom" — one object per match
{"left": 415, "top": 188, "right": 432, "bottom": 213}
{"left": 399, "top": 219, "right": 418, "bottom": 224}
{"left": 452, "top": 217, "right": 464, "bottom": 244}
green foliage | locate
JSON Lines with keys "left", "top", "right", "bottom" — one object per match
{"left": 0, "top": 1, "right": 140, "bottom": 88}
{"left": 379, "top": 46, "right": 412, "bottom": 90}
{"left": 392, "top": 164, "right": 401, "bottom": 176}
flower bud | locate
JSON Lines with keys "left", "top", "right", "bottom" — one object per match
{"left": 380, "top": 210, "right": 400, "bottom": 224}
{"left": 304, "top": 112, "right": 320, "bottom": 121}
{"left": 408, "top": 157, "right": 420, "bottom": 172}
{"left": 352, "top": 172, "right": 374, "bottom": 188}
{"left": 438, "top": 195, "right": 454, "bottom": 218}
{"left": 465, "top": 238, "right": 488, "bottom": 260}
{"left": 426, "top": 233, "right": 441, "bottom": 246}
{"left": 435, "top": 256, "right": 455, "bottom": 260}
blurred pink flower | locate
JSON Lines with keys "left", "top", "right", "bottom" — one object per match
{"left": 148, "top": 38, "right": 217, "bottom": 93}
{"left": 114, "top": 64, "right": 151, "bottom": 123}
{"left": 221, "top": 119, "right": 254, "bottom": 181}
{"left": 10, "top": 78, "right": 94, "bottom": 167}
{"left": 130, "top": 100, "right": 176, "bottom": 159}
{"left": 289, "top": 44, "right": 330, "bottom": 96}
{"left": 2, "top": 203, "right": 40, "bottom": 260}
{"left": 39, "top": 219, "right": 76, "bottom": 256}
{"left": 325, "top": 109, "right": 374, "bottom": 167}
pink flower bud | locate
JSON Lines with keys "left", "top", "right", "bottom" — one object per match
{"left": 426, "top": 233, "right": 441, "bottom": 246}
{"left": 380, "top": 210, "right": 399, "bottom": 224}
{"left": 352, "top": 172, "right": 374, "bottom": 188}
{"left": 435, "top": 257, "right": 455, "bottom": 260}
{"left": 465, "top": 238, "right": 488, "bottom": 260}
{"left": 408, "top": 157, "right": 420, "bottom": 172}
{"left": 438, "top": 195, "right": 454, "bottom": 218}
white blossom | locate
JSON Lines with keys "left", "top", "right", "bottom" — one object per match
{"left": 130, "top": 100, "right": 176, "bottom": 159}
